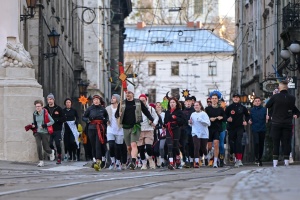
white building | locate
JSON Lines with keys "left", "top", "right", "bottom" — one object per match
{"left": 124, "top": 23, "right": 233, "bottom": 104}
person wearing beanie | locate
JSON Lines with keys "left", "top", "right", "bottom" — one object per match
{"left": 83, "top": 94, "right": 109, "bottom": 171}
{"left": 115, "top": 85, "right": 154, "bottom": 170}
{"left": 44, "top": 93, "right": 66, "bottom": 164}
{"left": 106, "top": 94, "right": 127, "bottom": 171}
{"left": 63, "top": 98, "right": 80, "bottom": 162}
{"left": 138, "top": 94, "right": 159, "bottom": 170}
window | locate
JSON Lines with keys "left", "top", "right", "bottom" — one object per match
{"left": 171, "top": 61, "right": 179, "bottom": 76}
{"left": 148, "top": 62, "right": 156, "bottom": 76}
{"left": 208, "top": 61, "right": 217, "bottom": 76}
{"left": 125, "top": 62, "right": 133, "bottom": 74}
{"left": 128, "top": 37, "right": 136, "bottom": 42}
{"left": 179, "top": 37, "right": 193, "bottom": 42}
{"left": 171, "top": 88, "right": 180, "bottom": 99}
{"left": 148, "top": 89, "right": 156, "bottom": 103}
{"left": 194, "top": 0, "right": 204, "bottom": 15}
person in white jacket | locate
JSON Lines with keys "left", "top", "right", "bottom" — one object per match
{"left": 138, "top": 94, "right": 159, "bottom": 169}
{"left": 189, "top": 101, "right": 211, "bottom": 168}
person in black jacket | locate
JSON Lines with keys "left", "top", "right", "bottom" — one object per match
{"left": 266, "top": 80, "right": 300, "bottom": 167}
{"left": 225, "top": 93, "right": 250, "bottom": 167}
{"left": 63, "top": 98, "right": 79, "bottom": 162}
{"left": 83, "top": 95, "right": 109, "bottom": 171}
{"left": 44, "top": 93, "right": 66, "bottom": 164}
{"left": 164, "top": 97, "right": 185, "bottom": 170}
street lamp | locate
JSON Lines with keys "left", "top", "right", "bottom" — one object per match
{"left": 20, "top": 0, "right": 38, "bottom": 21}
{"left": 43, "top": 28, "right": 60, "bottom": 59}
{"left": 240, "top": 92, "right": 248, "bottom": 104}
{"left": 280, "top": 41, "right": 300, "bottom": 71}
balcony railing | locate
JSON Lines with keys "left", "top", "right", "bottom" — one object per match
{"left": 282, "top": 3, "right": 300, "bottom": 30}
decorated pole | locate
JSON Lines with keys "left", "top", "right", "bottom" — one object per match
{"left": 118, "top": 62, "right": 128, "bottom": 125}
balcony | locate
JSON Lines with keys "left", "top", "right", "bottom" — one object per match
{"left": 282, "top": 3, "right": 300, "bottom": 30}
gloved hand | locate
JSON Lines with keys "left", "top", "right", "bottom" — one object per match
{"left": 42, "top": 124, "right": 48, "bottom": 128}
{"left": 172, "top": 115, "right": 177, "bottom": 119}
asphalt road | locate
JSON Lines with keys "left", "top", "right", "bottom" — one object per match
{"left": 0, "top": 161, "right": 259, "bottom": 200}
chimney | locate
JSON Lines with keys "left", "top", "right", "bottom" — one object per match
{"left": 187, "top": 21, "right": 194, "bottom": 28}
{"left": 195, "top": 21, "right": 202, "bottom": 28}
{"left": 137, "top": 21, "right": 146, "bottom": 29}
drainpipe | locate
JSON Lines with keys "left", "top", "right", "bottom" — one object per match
{"left": 274, "top": 0, "right": 278, "bottom": 77}
{"left": 239, "top": 0, "right": 244, "bottom": 94}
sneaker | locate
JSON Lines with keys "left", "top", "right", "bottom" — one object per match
{"left": 94, "top": 161, "right": 102, "bottom": 171}
{"left": 208, "top": 159, "right": 213, "bottom": 167}
{"left": 148, "top": 158, "right": 156, "bottom": 169}
{"left": 229, "top": 154, "right": 234, "bottom": 163}
{"left": 168, "top": 164, "right": 175, "bottom": 170}
{"left": 37, "top": 160, "right": 44, "bottom": 167}
{"left": 161, "top": 162, "right": 165, "bottom": 168}
{"left": 213, "top": 162, "right": 218, "bottom": 168}
{"left": 137, "top": 161, "right": 142, "bottom": 168}
{"left": 116, "top": 164, "right": 122, "bottom": 171}
{"left": 109, "top": 163, "right": 115, "bottom": 170}
{"left": 258, "top": 161, "right": 263, "bottom": 167}
{"left": 121, "top": 164, "right": 127, "bottom": 170}
{"left": 238, "top": 160, "right": 243, "bottom": 166}
{"left": 234, "top": 161, "right": 239, "bottom": 168}
{"left": 190, "top": 162, "right": 194, "bottom": 168}
{"left": 56, "top": 158, "right": 61, "bottom": 164}
{"left": 129, "top": 162, "right": 136, "bottom": 170}
{"left": 141, "top": 164, "right": 147, "bottom": 170}
{"left": 183, "top": 162, "right": 190, "bottom": 168}
{"left": 49, "top": 150, "right": 55, "bottom": 161}
{"left": 219, "top": 159, "right": 224, "bottom": 167}
{"left": 100, "top": 161, "right": 106, "bottom": 169}
{"left": 289, "top": 157, "right": 294, "bottom": 164}
{"left": 194, "top": 162, "right": 199, "bottom": 168}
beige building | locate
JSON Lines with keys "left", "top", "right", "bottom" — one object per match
{"left": 232, "top": 0, "right": 300, "bottom": 161}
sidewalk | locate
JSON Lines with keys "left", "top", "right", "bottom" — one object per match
{"left": 204, "top": 164, "right": 300, "bottom": 200}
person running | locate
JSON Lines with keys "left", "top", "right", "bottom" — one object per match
{"left": 225, "top": 93, "right": 250, "bottom": 167}
{"left": 248, "top": 97, "right": 268, "bottom": 166}
{"left": 83, "top": 95, "right": 108, "bottom": 171}
{"left": 115, "top": 85, "right": 154, "bottom": 170}
{"left": 164, "top": 97, "right": 185, "bottom": 170}
{"left": 106, "top": 94, "right": 124, "bottom": 171}
{"left": 265, "top": 80, "right": 300, "bottom": 167}
{"left": 63, "top": 98, "right": 79, "bottom": 163}
{"left": 182, "top": 97, "right": 195, "bottom": 168}
{"left": 154, "top": 102, "right": 166, "bottom": 168}
{"left": 32, "top": 100, "right": 55, "bottom": 167}
{"left": 205, "top": 93, "right": 225, "bottom": 168}
{"left": 189, "top": 101, "right": 210, "bottom": 168}
{"left": 44, "top": 93, "right": 65, "bottom": 165}
{"left": 138, "top": 94, "right": 159, "bottom": 170}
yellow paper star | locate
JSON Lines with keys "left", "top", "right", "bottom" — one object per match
{"left": 78, "top": 95, "right": 88, "bottom": 105}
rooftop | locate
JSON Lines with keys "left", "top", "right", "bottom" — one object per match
{"left": 124, "top": 25, "right": 234, "bottom": 53}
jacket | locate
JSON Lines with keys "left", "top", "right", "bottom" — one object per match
{"left": 83, "top": 104, "right": 108, "bottom": 129}
{"left": 266, "top": 90, "right": 299, "bottom": 125}
{"left": 225, "top": 103, "right": 250, "bottom": 130}
{"left": 164, "top": 108, "right": 185, "bottom": 128}
{"left": 140, "top": 104, "right": 159, "bottom": 131}
{"left": 250, "top": 105, "right": 267, "bottom": 132}
{"left": 33, "top": 109, "right": 54, "bottom": 134}
{"left": 44, "top": 104, "right": 65, "bottom": 131}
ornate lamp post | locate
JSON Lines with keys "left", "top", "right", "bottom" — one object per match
{"left": 43, "top": 28, "right": 60, "bottom": 59}
{"left": 20, "top": 0, "right": 38, "bottom": 21}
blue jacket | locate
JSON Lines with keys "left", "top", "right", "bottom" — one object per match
{"left": 250, "top": 106, "right": 267, "bottom": 132}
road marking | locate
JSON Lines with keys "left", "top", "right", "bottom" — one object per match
{"left": 41, "top": 166, "right": 89, "bottom": 172}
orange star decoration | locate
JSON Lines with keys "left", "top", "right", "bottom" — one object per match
{"left": 78, "top": 95, "right": 88, "bottom": 105}
{"left": 181, "top": 89, "right": 190, "bottom": 98}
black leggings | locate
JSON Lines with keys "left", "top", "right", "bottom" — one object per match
{"left": 88, "top": 129, "right": 106, "bottom": 160}
{"left": 64, "top": 128, "right": 77, "bottom": 158}
{"left": 228, "top": 127, "right": 244, "bottom": 155}
{"left": 252, "top": 131, "right": 265, "bottom": 160}
{"left": 138, "top": 144, "right": 152, "bottom": 160}
{"left": 50, "top": 131, "right": 62, "bottom": 154}
{"left": 271, "top": 124, "right": 292, "bottom": 160}
{"left": 166, "top": 127, "right": 181, "bottom": 159}
{"left": 193, "top": 136, "right": 208, "bottom": 159}
{"left": 116, "top": 141, "right": 128, "bottom": 164}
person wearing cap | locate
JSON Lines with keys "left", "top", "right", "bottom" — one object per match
{"left": 83, "top": 95, "right": 109, "bottom": 171}
{"left": 106, "top": 94, "right": 126, "bottom": 171}
{"left": 44, "top": 93, "right": 66, "bottom": 164}
{"left": 181, "top": 96, "right": 195, "bottom": 168}
{"left": 115, "top": 85, "right": 154, "bottom": 170}
{"left": 138, "top": 94, "right": 159, "bottom": 170}
{"left": 225, "top": 93, "right": 250, "bottom": 167}
{"left": 63, "top": 98, "right": 79, "bottom": 163}
{"left": 266, "top": 80, "right": 300, "bottom": 167}
{"left": 205, "top": 93, "right": 226, "bottom": 168}
{"left": 206, "top": 97, "right": 212, "bottom": 108}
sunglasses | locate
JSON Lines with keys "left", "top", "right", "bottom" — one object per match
{"left": 207, "top": 101, "right": 212, "bottom": 103}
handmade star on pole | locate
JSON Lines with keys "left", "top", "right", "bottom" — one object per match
{"left": 181, "top": 89, "right": 190, "bottom": 98}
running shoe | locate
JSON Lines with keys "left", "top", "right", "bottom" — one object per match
{"left": 213, "top": 162, "right": 218, "bottom": 168}
{"left": 258, "top": 160, "right": 263, "bottom": 167}
{"left": 109, "top": 163, "right": 115, "bottom": 170}
{"left": 168, "top": 164, "right": 175, "bottom": 170}
{"left": 100, "top": 161, "right": 106, "bottom": 169}
{"left": 94, "top": 160, "right": 102, "bottom": 171}
{"left": 141, "top": 164, "right": 147, "bottom": 170}
{"left": 219, "top": 159, "right": 224, "bottom": 167}
{"left": 175, "top": 155, "right": 181, "bottom": 169}
{"left": 194, "top": 162, "right": 199, "bottom": 168}
{"left": 116, "top": 164, "right": 122, "bottom": 171}
{"left": 129, "top": 162, "right": 137, "bottom": 170}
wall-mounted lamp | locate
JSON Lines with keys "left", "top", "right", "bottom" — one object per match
{"left": 240, "top": 92, "right": 248, "bottom": 104}
{"left": 78, "top": 80, "right": 89, "bottom": 97}
{"left": 43, "top": 28, "right": 60, "bottom": 59}
{"left": 20, "top": 0, "right": 38, "bottom": 21}
{"left": 248, "top": 91, "right": 256, "bottom": 104}
{"left": 280, "top": 41, "right": 300, "bottom": 71}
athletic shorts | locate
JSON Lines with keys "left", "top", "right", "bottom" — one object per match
{"left": 123, "top": 127, "right": 141, "bottom": 146}
{"left": 208, "top": 130, "right": 220, "bottom": 142}
{"left": 137, "top": 130, "right": 154, "bottom": 146}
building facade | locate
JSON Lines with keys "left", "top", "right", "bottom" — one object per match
{"left": 124, "top": 23, "right": 233, "bottom": 104}
{"left": 232, "top": 0, "right": 300, "bottom": 161}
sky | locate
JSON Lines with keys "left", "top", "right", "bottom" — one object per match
{"left": 219, "top": 0, "right": 235, "bottom": 18}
